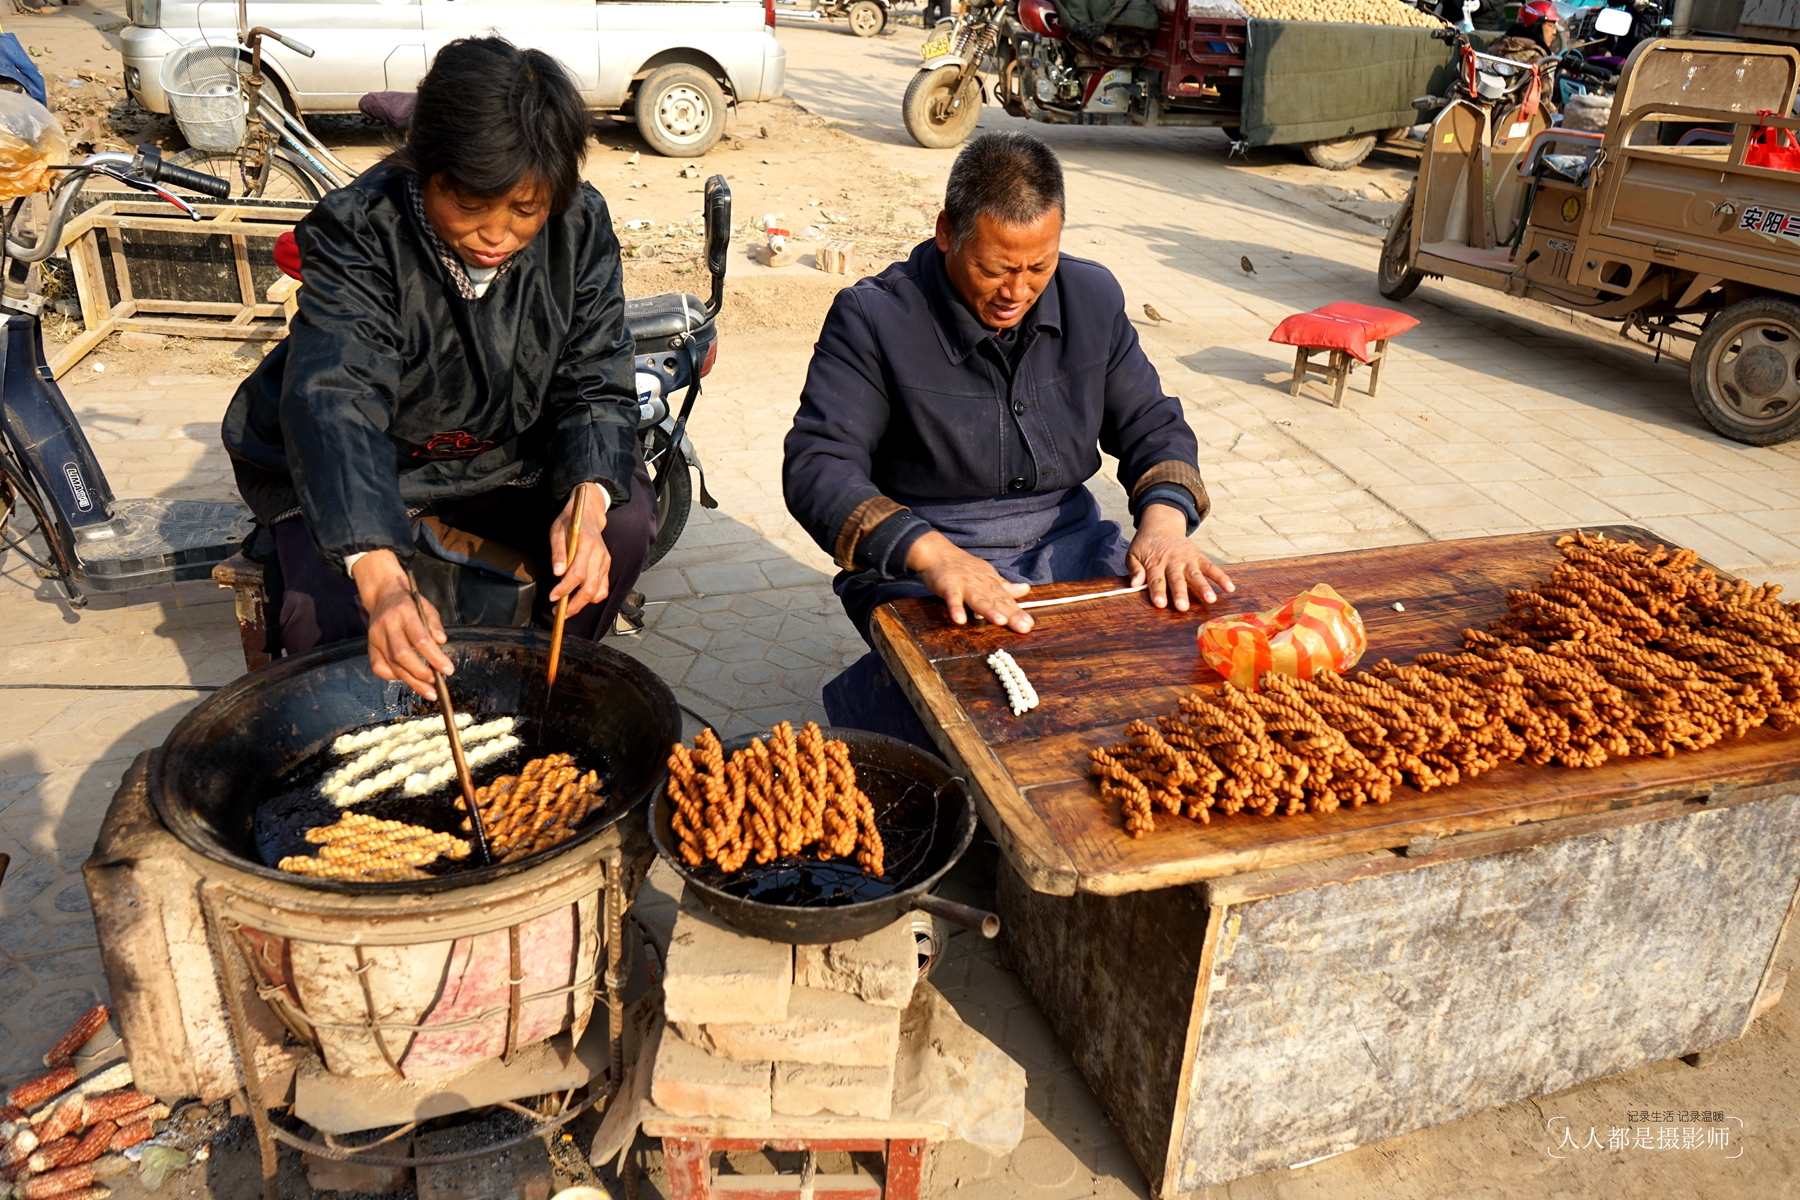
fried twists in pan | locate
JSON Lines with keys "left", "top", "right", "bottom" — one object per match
{"left": 666, "top": 723, "right": 885, "bottom": 877}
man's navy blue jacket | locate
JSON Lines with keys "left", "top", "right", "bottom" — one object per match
{"left": 782, "top": 239, "right": 1210, "bottom": 574}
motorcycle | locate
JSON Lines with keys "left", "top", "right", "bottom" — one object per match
{"left": 903, "top": 0, "right": 1003, "bottom": 149}
{"left": 1, "top": 152, "right": 729, "bottom": 611}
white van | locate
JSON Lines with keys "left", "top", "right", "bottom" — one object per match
{"left": 119, "top": 0, "right": 786, "bottom": 156}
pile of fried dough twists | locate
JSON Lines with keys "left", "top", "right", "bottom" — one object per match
{"left": 462, "top": 752, "right": 608, "bottom": 862}
{"left": 666, "top": 723, "right": 885, "bottom": 876}
{"left": 277, "top": 813, "right": 471, "bottom": 882}
{"left": 1092, "top": 533, "right": 1800, "bottom": 836}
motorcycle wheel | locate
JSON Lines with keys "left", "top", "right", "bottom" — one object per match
{"left": 903, "top": 64, "right": 982, "bottom": 150}
{"left": 1377, "top": 189, "right": 1424, "bottom": 302}
{"left": 168, "top": 148, "right": 324, "bottom": 202}
{"left": 1302, "top": 133, "right": 1377, "bottom": 171}
{"left": 643, "top": 425, "right": 694, "bottom": 569}
{"left": 848, "top": 0, "right": 885, "bottom": 36}
{"left": 1689, "top": 297, "right": 1800, "bottom": 445}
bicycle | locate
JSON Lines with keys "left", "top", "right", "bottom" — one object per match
{"left": 164, "top": 5, "right": 354, "bottom": 203}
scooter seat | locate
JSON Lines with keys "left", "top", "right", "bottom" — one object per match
{"left": 625, "top": 293, "right": 709, "bottom": 345}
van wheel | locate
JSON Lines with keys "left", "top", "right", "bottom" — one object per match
{"left": 1690, "top": 297, "right": 1800, "bottom": 444}
{"left": 1378, "top": 189, "right": 1424, "bottom": 301}
{"left": 848, "top": 0, "right": 885, "bottom": 36}
{"left": 903, "top": 64, "right": 981, "bottom": 149}
{"left": 636, "top": 65, "right": 727, "bottom": 158}
{"left": 1303, "top": 133, "right": 1377, "bottom": 170}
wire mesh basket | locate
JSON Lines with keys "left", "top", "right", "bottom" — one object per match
{"left": 159, "top": 43, "right": 245, "bottom": 152}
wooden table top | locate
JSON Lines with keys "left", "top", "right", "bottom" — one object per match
{"left": 871, "top": 526, "right": 1800, "bottom": 897}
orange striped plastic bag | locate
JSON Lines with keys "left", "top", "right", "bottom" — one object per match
{"left": 1197, "top": 584, "right": 1367, "bottom": 691}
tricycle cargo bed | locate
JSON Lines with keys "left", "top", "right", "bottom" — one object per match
{"left": 1239, "top": 19, "right": 1457, "bottom": 147}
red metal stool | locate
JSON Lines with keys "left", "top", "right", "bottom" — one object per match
{"left": 1268, "top": 301, "right": 1418, "bottom": 407}
{"left": 659, "top": 1134, "right": 925, "bottom": 1200}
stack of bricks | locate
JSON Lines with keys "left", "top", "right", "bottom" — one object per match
{"left": 651, "top": 890, "right": 920, "bottom": 1121}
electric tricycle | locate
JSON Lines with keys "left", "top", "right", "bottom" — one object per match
{"left": 1378, "top": 37, "right": 1800, "bottom": 445}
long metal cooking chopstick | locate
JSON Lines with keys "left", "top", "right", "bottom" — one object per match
{"left": 407, "top": 570, "right": 492, "bottom": 865}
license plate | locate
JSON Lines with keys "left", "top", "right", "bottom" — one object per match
{"left": 920, "top": 33, "right": 952, "bottom": 59}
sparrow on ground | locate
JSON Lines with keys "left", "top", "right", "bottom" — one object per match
{"left": 1240, "top": 256, "right": 1257, "bottom": 276}
{"left": 1143, "top": 303, "right": 1167, "bottom": 324}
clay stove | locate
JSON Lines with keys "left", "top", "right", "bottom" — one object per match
{"left": 81, "top": 631, "right": 678, "bottom": 1194}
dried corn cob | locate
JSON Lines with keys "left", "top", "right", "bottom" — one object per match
{"left": 5, "top": 1072, "right": 73, "bottom": 1112}
{"left": 42, "top": 1008, "right": 108, "bottom": 1071}
{"left": 106, "top": 1120, "right": 151, "bottom": 1153}
{"left": 19, "top": 1162, "right": 94, "bottom": 1198}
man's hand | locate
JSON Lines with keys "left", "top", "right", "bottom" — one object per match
{"left": 1127, "top": 504, "right": 1235, "bottom": 611}
{"left": 907, "top": 531, "right": 1034, "bottom": 632}
{"left": 353, "top": 549, "right": 453, "bottom": 700}
{"left": 548, "top": 481, "right": 612, "bottom": 616}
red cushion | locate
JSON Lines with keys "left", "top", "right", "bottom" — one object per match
{"left": 1314, "top": 301, "right": 1418, "bottom": 341}
{"left": 1268, "top": 311, "right": 1372, "bottom": 362}
{"left": 273, "top": 230, "right": 302, "bottom": 281}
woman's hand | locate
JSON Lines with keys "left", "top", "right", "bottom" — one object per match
{"left": 1127, "top": 504, "right": 1236, "bottom": 611}
{"left": 548, "top": 481, "right": 612, "bottom": 616}
{"left": 907, "top": 531, "right": 1034, "bottom": 632}
{"left": 352, "top": 549, "right": 453, "bottom": 700}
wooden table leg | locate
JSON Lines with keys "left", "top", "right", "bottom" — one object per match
{"left": 1290, "top": 346, "right": 1307, "bottom": 396}
{"left": 885, "top": 1139, "right": 925, "bottom": 1200}
{"left": 664, "top": 1137, "right": 711, "bottom": 1200}
{"left": 1330, "top": 350, "right": 1349, "bottom": 407}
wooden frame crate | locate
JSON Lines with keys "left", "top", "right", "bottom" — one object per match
{"left": 49, "top": 195, "right": 310, "bottom": 378}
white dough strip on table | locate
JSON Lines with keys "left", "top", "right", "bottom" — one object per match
{"left": 1017, "top": 583, "right": 1147, "bottom": 610}
{"left": 973, "top": 584, "right": 1149, "bottom": 622}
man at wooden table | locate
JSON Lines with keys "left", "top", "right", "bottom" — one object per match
{"left": 783, "top": 131, "right": 1234, "bottom": 743}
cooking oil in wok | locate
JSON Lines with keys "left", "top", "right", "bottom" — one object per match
{"left": 252, "top": 713, "right": 611, "bottom": 877}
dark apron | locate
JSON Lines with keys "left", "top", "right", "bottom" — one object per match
{"left": 824, "top": 485, "right": 1129, "bottom": 747}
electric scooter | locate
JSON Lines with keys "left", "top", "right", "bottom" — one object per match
{"left": 0, "top": 145, "right": 238, "bottom": 608}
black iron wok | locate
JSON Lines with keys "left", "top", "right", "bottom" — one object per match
{"left": 651, "top": 728, "right": 996, "bottom": 944}
{"left": 151, "top": 628, "right": 680, "bottom": 894}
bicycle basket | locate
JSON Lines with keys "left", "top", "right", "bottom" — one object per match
{"left": 160, "top": 43, "right": 244, "bottom": 152}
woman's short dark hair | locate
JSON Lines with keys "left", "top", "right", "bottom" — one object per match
{"left": 393, "top": 37, "right": 590, "bottom": 211}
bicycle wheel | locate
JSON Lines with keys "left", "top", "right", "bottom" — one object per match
{"left": 167, "top": 148, "right": 325, "bottom": 202}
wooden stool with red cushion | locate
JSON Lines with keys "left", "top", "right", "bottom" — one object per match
{"left": 1267, "top": 302, "right": 1418, "bottom": 407}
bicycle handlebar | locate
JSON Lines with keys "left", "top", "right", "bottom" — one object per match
{"left": 144, "top": 156, "right": 229, "bottom": 199}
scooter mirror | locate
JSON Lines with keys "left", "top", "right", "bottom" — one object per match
{"left": 703, "top": 174, "right": 731, "bottom": 316}
{"left": 1594, "top": 7, "right": 1631, "bottom": 35}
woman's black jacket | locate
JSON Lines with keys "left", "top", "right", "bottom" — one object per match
{"left": 221, "top": 164, "right": 638, "bottom": 573}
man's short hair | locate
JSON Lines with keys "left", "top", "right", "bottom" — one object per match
{"left": 943, "top": 132, "right": 1065, "bottom": 251}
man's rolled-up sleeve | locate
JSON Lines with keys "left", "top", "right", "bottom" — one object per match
{"left": 1097, "top": 303, "right": 1211, "bottom": 527}
{"left": 280, "top": 198, "right": 413, "bottom": 573}
{"left": 783, "top": 290, "right": 930, "bottom": 574}
{"left": 542, "top": 191, "right": 640, "bottom": 510}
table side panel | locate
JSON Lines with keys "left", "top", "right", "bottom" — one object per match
{"left": 994, "top": 862, "right": 1208, "bottom": 1195}
{"left": 1175, "top": 792, "right": 1800, "bottom": 1191}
